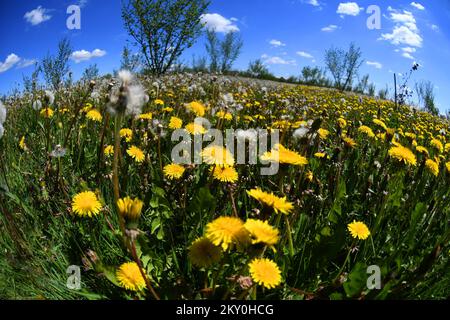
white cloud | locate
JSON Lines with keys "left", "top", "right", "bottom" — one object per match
{"left": 380, "top": 25, "right": 422, "bottom": 47}
{"left": 261, "top": 54, "right": 296, "bottom": 65}
{"left": 71, "top": 49, "right": 106, "bottom": 63}
{"left": 200, "top": 13, "right": 239, "bottom": 33}
{"left": 307, "top": 0, "right": 320, "bottom": 6}
{"left": 0, "top": 54, "right": 21, "bottom": 73}
{"left": 296, "top": 51, "right": 314, "bottom": 59}
{"left": 431, "top": 24, "right": 439, "bottom": 32}
{"left": 269, "top": 39, "right": 286, "bottom": 47}
{"left": 402, "top": 52, "right": 415, "bottom": 60}
{"left": 402, "top": 47, "right": 416, "bottom": 53}
{"left": 24, "top": 6, "right": 52, "bottom": 26}
{"left": 366, "top": 61, "right": 382, "bottom": 69}
{"left": 17, "top": 59, "right": 37, "bottom": 69}
{"left": 410, "top": 2, "right": 425, "bottom": 10}
{"left": 380, "top": 10, "right": 422, "bottom": 47}
{"left": 321, "top": 24, "right": 338, "bottom": 32}
{"left": 230, "top": 17, "right": 238, "bottom": 22}
{"left": 337, "top": 2, "right": 362, "bottom": 16}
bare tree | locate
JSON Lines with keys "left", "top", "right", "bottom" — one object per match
{"left": 122, "top": 0, "right": 210, "bottom": 76}
{"left": 416, "top": 80, "right": 438, "bottom": 115}
{"left": 324, "top": 43, "right": 363, "bottom": 91}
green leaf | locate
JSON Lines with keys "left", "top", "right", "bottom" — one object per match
{"left": 343, "top": 262, "right": 367, "bottom": 298}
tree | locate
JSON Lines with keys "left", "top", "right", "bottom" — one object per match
{"left": 378, "top": 86, "right": 389, "bottom": 100}
{"left": 41, "top": 38, "right": 73, "bottom": 90}
{"left": 205, "top": 30, "right": 243, "bottom": 73}
{"left": 247, "top": 59, "right": 271, "bottom": 78}
{"left": 220, "top": 32, "right": 243, "bottom": 73}
{"left": 299, "top": 66, "right": 330, "bottom": 86}
{"left": 22, "top": 62, "right": 41, "bottom": 93}
{"left": 415, "top": 80, "right": 438, "bottom": 115}
{"left": 191, "top": 55, "right": 208, "bottom": 72}
{"left": 205, "top": 30, "right": 220, "bottom": 72}
{"left": 120, "top": 45, "right": 141, "bottom": 73}
{"left": 81, "top": 64, "right": 99, "bottom": 82}
{"left": 122, "top": 0, "right": 210, "bottom": 76}
{"left": 324, "top": 43, "right": 363, "bottom": 91}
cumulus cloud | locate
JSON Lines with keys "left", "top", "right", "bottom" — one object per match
{"left": 71, "top": 49, "right": 106, "bottom": 63}
{"left": 269, "top": 39, "right": 286, "bottom": 47}
{"left": 24, "top": 6, "right": 52, "bottom": 26}
{"left": 337, "top": 2, "right": 362, "bottom": 16}
{"left": 410, "top": 2, "right": 425, "bottom": 10}
{"left": 321, "top": 24, "right": 338, "bottom": 32}
{"left": 261, "top": 54, "right": 296, "bottom": 65}
{"left": 296, "top": 51, "right": 314, "bottom": 59}
{"left": 366, "top": 61, "right": 382, "bottom": 69}
{"left": 201, "top": 13, "right": 239, "bottom": 33}
{"left": 380, "top": 9, "right": 422, "bottom": 47}
{"left": 0, "top": 54, "right": 21, "bottom": 73}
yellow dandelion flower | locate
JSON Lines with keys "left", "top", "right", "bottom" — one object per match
{"left": 163, "top": 163, "right": 185, "bottom": 180}
{"left": 162, "top": 107, "right": 174, "bottom": 113}
{"left": 314, "top": 152, "right": 326, "bottom": 159}
{"left": 169, "top": 116, "right": 183, "bottom": 129}
{"left": 358, "top": 125, "right": 375, "bottom": 138}
{"left": 86, "top": 109, "right": 103, "bottom": 122}
{"left": 206, "top": 216, "right": 249, "bottom": 251}
{"left": 425, "top": 159, "right": 439, "bottom": 177}
{"left": 154, "top": 99, "right": 164, "bottom": 106}
{"left": 187, "top": 101, "right": 206, "bottom": 117}
{"left": 244, "top": 219, "right": 279, "bottom": 248}
{"left": 117, "top": 197, "right": 144, "bottom": 220}
{"left": 188, "top": 237, "right": 222, "bottom": 268}
{"left": 373, "top": 118, "right": 388, "bottom": 130}
{"left": 318, "top": 128, "right": 330, "bottom": 139}
{"left": 343, "top": 136, "right": 357, "bottom": 148}
{"left": 120, "top": 128, "right": 133, "bottom": 142}
{"left": 260, "top": 144, "right": 308, "bottom": 166}
{"left": 185, "top": 123, "right": 207, "bottom": 135}
{"left": 415, "top": 146, "right": 429, "bottom": 156}
{"left": 249, "top": 258, "right": 282, "bottom": 289}
{"left": 211, "top": 166, "right": 238, "bottom": 183}
{"left": 19, "top": 136, "right": 27, "bottom": 151}
{"left": 202, "top": 145, "right": 235, "bottom": 166}
{"left": 306, "top": 170, "right": 314, "bottom": 182}
{"left": 72, "top": 191, "right": 102, "bottom": 218}
{"left": 127, "top": 146, "right": 145, "bottom": 163}
{"left": 347, "top": 221, "right": 371, "bottom": 240}
{"left": 104, "top": 145, "right": 114, "bottom": 157}
{"left": 430, "top": 138, "right": 444, "bottom": 153}
{"left": 216, "top": 110, "right": 233, "bottom": 121}
{"left": 446, "top": 161, "right": 450, "bottom": 173}
{"left": 138, "top": 112, "right": 153, "bottom": 120}
{"left": 116, "top": 262, "right": 146, "bottom": 292}
{"left": 40, "top": 107, "right": 54, "bottom": 118}
{"left": 247, "top": 188, "right": 294, "bottom": 215}
{"left": 388, "top": 145, "right": 417, "bottom": 166}
{"left": 338, "top": 117, "right": 347, "bottom": 128}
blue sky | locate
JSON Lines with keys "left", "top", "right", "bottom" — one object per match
{"left": 1, "top": 0, "right": 450, "bottom": 112}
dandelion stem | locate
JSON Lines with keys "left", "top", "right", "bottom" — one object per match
{"left": 112, "top": 114, "right": 126, "bottom": 238}
{"left": 284, "top": 215, "right": 295, "bottom": 257}
{"left": 130, "top": 240, "right": 160, "bottom": 300}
